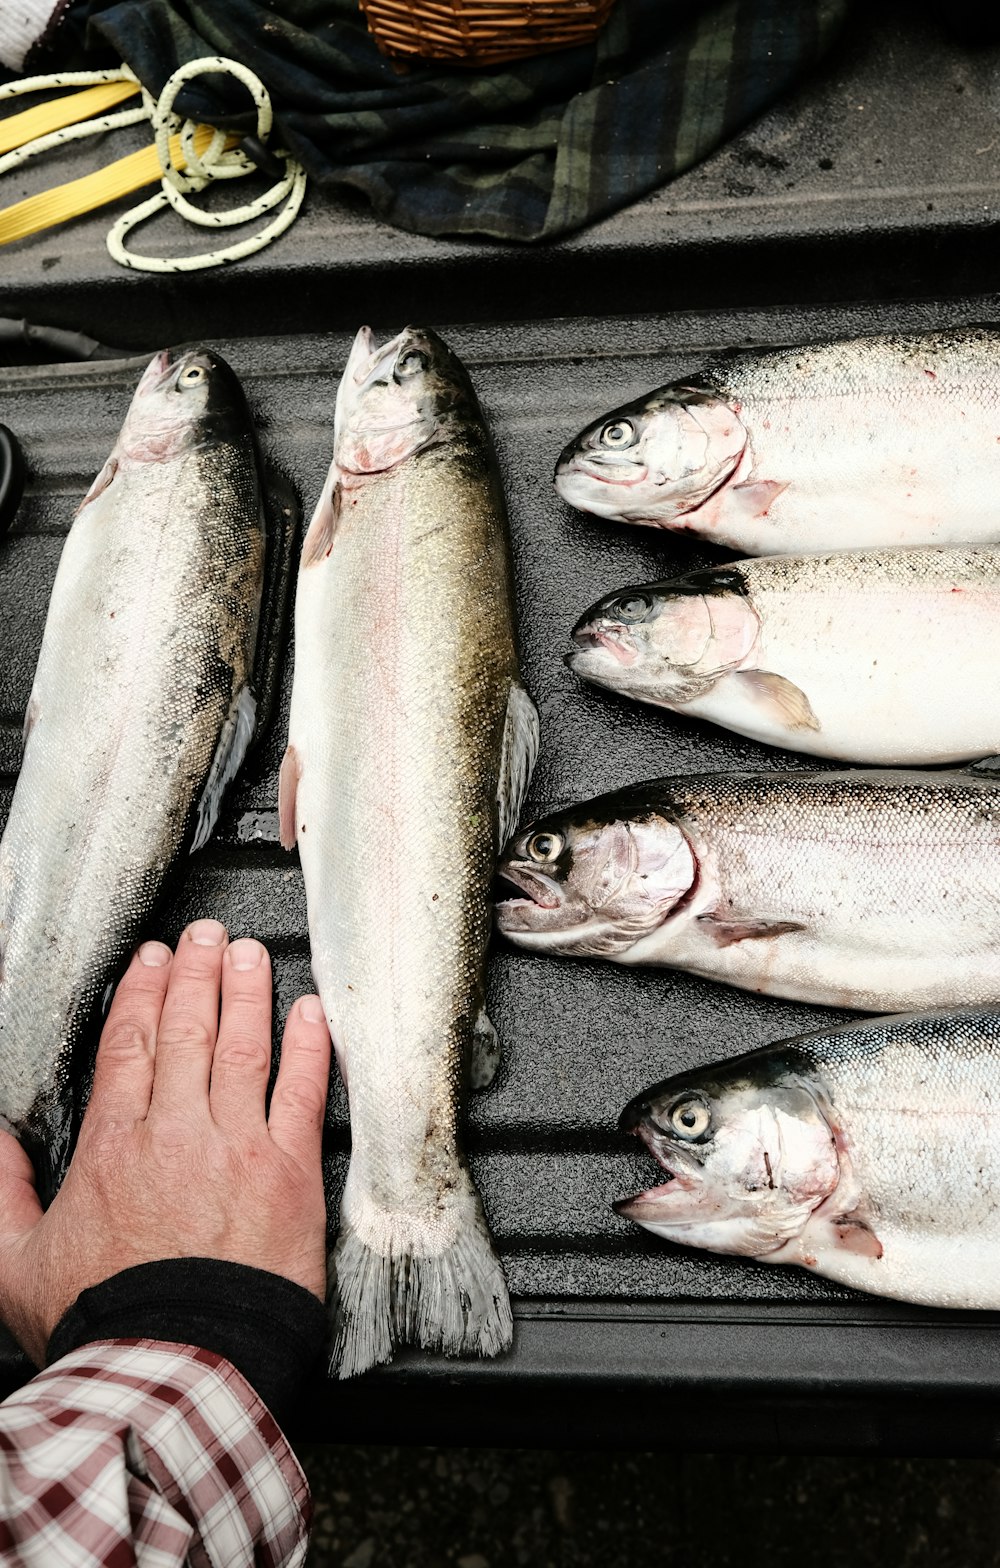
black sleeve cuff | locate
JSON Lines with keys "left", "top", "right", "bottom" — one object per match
{"left": 46, "top": 1258, "right": 328, "bottom": 1428}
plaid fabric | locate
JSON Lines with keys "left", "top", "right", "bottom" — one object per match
{"left": 49, "top": 0, "right": 849, "bottom": 242}
{"left": 0, "top": 1339, "right": 311, "bottom": 1566}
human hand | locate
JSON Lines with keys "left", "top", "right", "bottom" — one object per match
{"left": 0, "top": 920, "right": 332, "bottom": 1366}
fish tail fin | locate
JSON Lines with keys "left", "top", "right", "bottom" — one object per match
{"left": 328, "top": 1189, "right": 512, "bottom": 1380}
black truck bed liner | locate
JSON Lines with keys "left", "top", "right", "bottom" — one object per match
{"left": 2, "top": 3, "right": 1000, "bottom": 1452}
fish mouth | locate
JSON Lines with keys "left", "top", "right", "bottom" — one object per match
{"left": 613, "top": 1184, "right": 675, "bottom": 1222}
{"left": 563, "top": 458, "right": 651, "bottom": 488}
{"left": 493, "top": 866, "right": 562, "bottom": 912}
{"left": 613, "top": 1114, "right": 699, "bottom": 1219}
{"left": 350, "top": 326, "right": 430, "bottom": 391}
{"left": 135, "top": 348, "right": 174, "bottom": 397}
{"left": 356, "top": 336, "right": 406, "bottom": 389}
{"left": 570, "top": 623, "right": 637, "bottom": 666}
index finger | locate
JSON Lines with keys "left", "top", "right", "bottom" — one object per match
{"left": 84, "top": 941, "right": 173, "bottom": 1129}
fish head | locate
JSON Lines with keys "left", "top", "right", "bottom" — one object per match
{"left": 334, "top": 324, "right": 481, "bottom": 475}
{"left": 615, "top": 1053, "right": 840, "bottom": 1257}
{"left": 568, "top": 567, "right": 759, "bottom": 703}
{"left": 495, "top": 797, "right": 696, "bottom": 958}
{"left": 121, "top": 347, "right": 250, "bottom": 462}
{"left": 554, "top": 385, "right": 747, "bottom": 527}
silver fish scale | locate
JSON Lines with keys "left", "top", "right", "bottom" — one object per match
{"left": 738, "top": 545, "right": 1000, "bottom": 594}
{"left": 699, "top": 329, "right": 1000, "bottom": 535}
{"left": 620, "top": 769, "right": 1000, "bottom": 1012}
{"left": 667, "top": 769, "right": 1000, "bottom": 849}
{"left": 793, "top": 1011, "right": 1000, "bottom": 1245}
{"left": 702, "top": 327, "right": 1000, "bottom": 406}
{"left": 0, "top": 426, "right": 263, "bottom": 1194}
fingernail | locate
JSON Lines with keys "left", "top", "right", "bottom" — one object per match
{"left": 299, "top": 994, "right": 326, "bottom": 1023}
{"left": 138, "top": 941, "right": 171, "bottom": 967}
{"left": 229, "top": 938, "right": 265, "bottom": 970}
{"left": 189, "top": 919, "right": 227, "bottom": 947}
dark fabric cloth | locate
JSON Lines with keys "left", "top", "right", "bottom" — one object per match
{"left": 46, "top": 1258, "right": 328, "bottom": 1428}
{"left": 44, "top": 0, "right": 849, "bottom": 242}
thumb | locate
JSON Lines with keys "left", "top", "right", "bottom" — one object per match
{"left": 0, "top": 1128, "right": 43, "bottom": 1243}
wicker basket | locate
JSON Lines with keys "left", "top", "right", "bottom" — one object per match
{"left": 359, "top": 0, "right": 617, "bottom": 67}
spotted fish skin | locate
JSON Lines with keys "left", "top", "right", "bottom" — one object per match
{"left": 556, "top": 327, "right": 1000, "bottom": 553}
{"left": 0, "top": 348, "right": 265, "bottom": 1200}
{"left": 618, "top": 1008, "right": 1000, "bottom": 1310}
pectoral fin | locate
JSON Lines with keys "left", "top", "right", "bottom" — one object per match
{"left": 22, "top": 687, "right": 38, "bottom": 751}
{"left": 698, "top": 914, "right": 806, "bottom": 947}
{"left": 278, "top": 743, "right": 301, "bottom": 851}
{"left": 76, "top": 456, "right": 117, "bottom": 514}
{"left": 829, "top": 1215, "right": 883, "bottom": 1259}
{"left": 191, "top": 684, "right": 257, "bottom": 853}
{"left": 302, "top": 469, "right": 341, "bottom": 567}
{"left": 497, "top": 681, "right": 540, "bottom": 848}
{"left": 730, "top": 479, "right": 788, "bottom": 518}
{"left": 470, "top": 1007, "right": 501, "bottom": 1090}
{"left": 735, "top": 670, "right": 820, "bottom": 732}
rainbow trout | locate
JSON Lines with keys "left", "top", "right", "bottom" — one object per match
{"left": 0, "top": 349, "right": 267, "bottom": 1201}
{"left": 496, "top": 769, "right": 1000, "bottom": 1013}
{"left": 619, "top": 1009, "right": 1000, "bottom": 1310}
{"left": 556, "top": 327, "right": 1000, "bottom": 553}
{"left": 569, "top": 547, "right": 1000, "bottom": 764}
{"left": 282, "top": 325, "right": 538, "bottom": 1378}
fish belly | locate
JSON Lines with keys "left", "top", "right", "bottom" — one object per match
{"left": 772, "top": 1226, "right": 1000, "bottom": 1309}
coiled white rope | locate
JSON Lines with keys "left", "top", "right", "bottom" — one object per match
{"left": 0, "top": 69, "right": 149, "bottom": 174}
{"left": 0, "top": 57, "right": 307, "bottom": 272}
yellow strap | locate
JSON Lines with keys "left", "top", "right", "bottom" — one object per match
{"left": 0, "top": 124, "right": 228, "bottom": 246}
{"left": 0, "top": 80, "right": 140, "bottom": 156}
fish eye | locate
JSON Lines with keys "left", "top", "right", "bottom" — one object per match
{"left": 526, "top": 830, "right": 564, "bottom": 864}
{"left": 599, "top": 419, "right": 635, "bottom": 449}
{"left": 178, "top": 363, "right": 208, "bottom": 388}
{"left": 613, "top": 592, "right": 652, "bottom": 622}
{"left": 396, "top": 349, "right": 428, "bottom": 379}
{"left": 668, "top": 1097, "right": 711, "bottom": 1140}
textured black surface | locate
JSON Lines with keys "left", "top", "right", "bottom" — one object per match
{"left": 4, "top": 299, "right": 1000, "bottom": 1446}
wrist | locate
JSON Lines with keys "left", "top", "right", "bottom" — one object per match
{"left": 46, "top": 1258, "right": 329, "bottom": 1427}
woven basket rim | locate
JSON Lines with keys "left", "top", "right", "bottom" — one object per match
{"left": 360, "top": 0, "right": 616, "bottom": 65}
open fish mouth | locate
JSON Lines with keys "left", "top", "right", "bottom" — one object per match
{"left": 492, "top": 866, "right": 562, "bottom": 912}
{"left": 135, "top": 348, "right": 174, "bottom": 396}
{"left": 570, "top": 624, "right": 637, "bottom": 666}
{"left": 613, "top": 1179, "right": 676, "bottom": 1222}
{"left": 613, "top": 1116, "right": 699, "bottom": 1219}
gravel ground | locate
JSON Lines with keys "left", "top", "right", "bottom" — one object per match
{"left": 296, "top": 1446, "right": 1000, "bottom": 1567}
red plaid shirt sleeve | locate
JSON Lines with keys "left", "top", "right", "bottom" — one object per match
{"left": 0, "top": 1337, "right": 312, "bottom": 1566}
